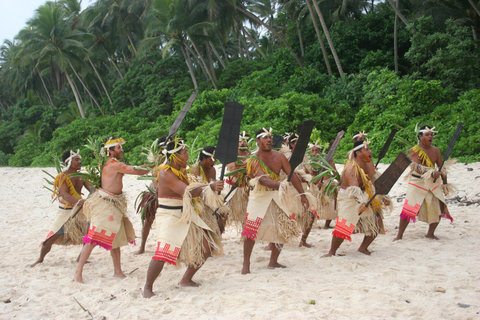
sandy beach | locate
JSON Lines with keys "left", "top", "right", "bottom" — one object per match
{"left": 0, "top": 162, "right": 479, "bottom": 319}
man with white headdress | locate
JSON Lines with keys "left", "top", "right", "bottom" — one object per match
{"left": 323, "top": 137, "right": 387, "bottom": 257}
{"left": 241, "top": 128, "right": 309, "bottom": 274}
{"left": 74, "top": 136, "right": 148, "bottom": 283}
{"left": 31, "top": 150, "right": 92, "bottom": 267}
{"left": 143, "top": 138, "right": 224, "bottom": 298}
{"left": 394, "top": 125, "right": 452, "bottom": 241}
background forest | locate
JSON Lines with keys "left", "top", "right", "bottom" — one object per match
{"left": 1, "top": 0, "right": 479, "bottom": 166}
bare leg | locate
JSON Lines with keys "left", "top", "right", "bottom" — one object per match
{"left": 299, "top": 214, "right": 315, "bottom": 248}
{"left": 394, "top": 217, "right": 409, "bottom": 241}
{"left": 268, "top": 244, "right": 286, "bottom": 269}
{"left": 74, "top": 243, "right": 95, "bottom": 283}
{"left": 358, "top": 235, "right": 376, "bottom": 255}
{"left": 31, "top": 234, "right": 61, "bottom": 267}
{"left": 323, "top": 220, "right": 332, "bottom": 229}
{"left": 242, "top": 238, "right": 255, "bottom": 274}
{"left": 322, "top": 236, "right": 344, "bottom": 257}
{"left": 179, "top": 236, "right": 211, "bottom": 287}
{"left": 136, "top": 216, "right": 154, "bottom": 255}
{"left": 425, "top": 222, "right": 439, "bottom": 240}
{"left": 143, "top": 259, "right": 165, "bottom": 298}
{"left": 111, "top": 248, "right": 126, "bottom": 278}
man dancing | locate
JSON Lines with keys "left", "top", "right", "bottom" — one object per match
{"left": 241, "top": 128, "right": 308, "bottom": 274}
{"left": 31, "top": 150, "right": 92, "bottom": 267}
{"left": 143, "top": 139, "right": 224, "bottom": 298}
{"left": 74, "top": 137, "right": 147, "bottom": 283}
{"left": 394, "top": 125, "right": 452, "bottom": 241}
{"left": 323, "top": 138, "right": 386, "bottom": 257}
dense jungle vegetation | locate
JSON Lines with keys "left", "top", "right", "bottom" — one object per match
{"left": 1, "top": 0, "right": 479, "bottom": 166}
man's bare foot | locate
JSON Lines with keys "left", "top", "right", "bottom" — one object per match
{"left": 393, "top": 236, "right": 402, "bottom": 241}
{"left": 135, "top": 249, "right": 145, "bottom": 255}
{"left": 30, "top": 260, "right": 42, "bottom": 268}
{"left": 299, "top": 241, "right": 314, "bottom": 248}
{"left": 358, "top": 248, "right": 372, "bottom": 255}
{"left": 74, "top": 272, "right": 84, "bottom": 283}
{"left": 425, "top": 234, "right": 439, "bottom": 240}
{"left": 113, "top": 271, "right": 127, "bottom": 278}
{"left": 267, "top": 262, "right": 286, "bottom": 269}
{"left": 322, "top": 252, "right": 334, "bottom": 258}
{"left": 143, "top": 288, "right": 155, "bottom": 298}
{"left": 179, "top": 279, "right": 200, "bottom": 287}
{"left": 241, "top": 265, "right": 250, "bottom": 275}
{"left": 323, "top": 226, "right": 333, "bottom": 229}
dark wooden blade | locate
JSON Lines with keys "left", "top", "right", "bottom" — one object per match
{"left": 433, "top": 122, "right": 462, "bottom": 183}
{"left": 375, "top": 128, "right": 397, "bottom": 168}
{"left": 324, "top": 130, "right": 345, "bottom": 164}
{"left": 374, "top": 152, "right": 412, "bottom": 195}
{"left": 215, "top": 102, "right": 245, "bottom": 168}
{"left": 167, "top": 91, "right": 198, "bottom": 139}
{"left": 442, "top": 122, "right": 463, "bottom": 162}
{"left": 288, "top": 119, "right": 316, "bottom": 181}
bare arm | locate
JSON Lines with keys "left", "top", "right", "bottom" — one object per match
{"left": 112, "top": 161, "right": 148, "bottom": 175}
{"left": 58, "top": 183, "right": 83, "bottom": 206}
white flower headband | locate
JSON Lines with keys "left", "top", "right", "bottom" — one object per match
{"left": 352, "top": 131, "right": 368, "bottom": 141}
{"left": 256, "top": 127, "right": 273, "bottom": 139}
{"left": 352, "top": 138, "right": 371, "bottom": 152}
{"left": 64, "top": 150, "right": 81, "bottom": 170}
{"left": 201, "top": 149, "right": 215, "bottom": 162}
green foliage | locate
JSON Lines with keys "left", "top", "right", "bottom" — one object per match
{"left": 406, "top": 18, "right": 480, "bottom": 92}
{"left": 0, "top": 151, "right": 10, "bottom": 166}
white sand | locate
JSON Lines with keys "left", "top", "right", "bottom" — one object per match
{"left": 0, "top": 162, "right": 479, "bottom": 319}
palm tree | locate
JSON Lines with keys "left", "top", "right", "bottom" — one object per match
{"left": 18, "top": 3, "right": 90, "bottom": 118}
{"left": 311, "top": 0, "right": 344, "bottom": 76}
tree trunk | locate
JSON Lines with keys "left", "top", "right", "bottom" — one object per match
{"left": 103, "top": 45, "right": 124, "bottom": 79}
{"left": 394, "top": 0, "right": 399, "bottom": 73}
{"left": 236, "top": 6, "right": 303, "bottom": 68}
{"left": 387, "top": 0, "right": 409, "bottom": 26}
{"left": 188, "top": 35, "right": 218, "bottom": 89}
{"left": 202, "top": 29, "right": 219, "bottom": 79}
{"left": 296, "top": 19, "right": 305, "bottom": 58}
{"left": 209, "top": 41, "right": 226, "bottom": 68}
{"left": 240, "top": 29, "right": 251, "bottom": 59}
{"left": 88, "top": 57, "right": 113, "bottom": 105}
{"left": 69, "top": 61, "right": 103, "bottom": 115}
{"left": 239, "top": 22, "right": 266, "bottom": 58}
{"left": 306, "top": 0, "right": 333, "bottom": 76}
{"left": 468, "top": 0, "right": 480, "bottom": 18}
{"left": 180, "top": 44, "right": 199, "bottom": 89}
{"left": 186, "top": 43, "right": 211, "bottom": 86}
{"left": 312, "top": 0, "right": 344, "bottom": 77}
{"left": 127, "top": 33, "right": 137, "bottom": 56}
{"left": 65, "top": 71, "right": 85, "bottom": 118}
{"left": 37, "top": 70, "right": 54, "bottom": 105}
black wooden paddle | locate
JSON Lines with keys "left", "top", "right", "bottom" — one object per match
{"left": 215, "top": 102, "right": 245, "bottom": 193}
{"left": 433, "top": 122, "right": 462, "bottom": 183}
{"left": 375, "top": 128, "right": 397, "bottom": 168}
{"left": 165, "top": 91, "right": 198, "bottom": 141}
{"left": 287, "top": 119, "right": 316, "bottom": 181}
